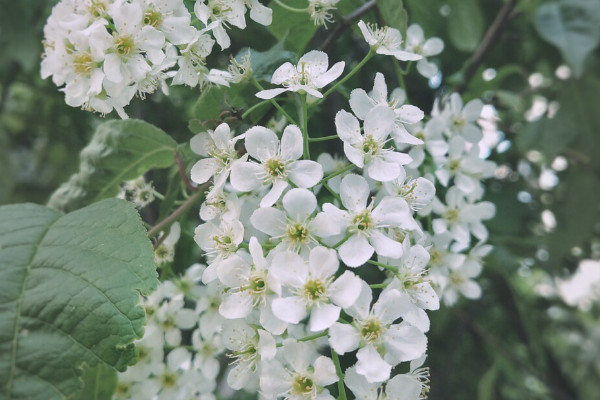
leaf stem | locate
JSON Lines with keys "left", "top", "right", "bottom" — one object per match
{"left": 367, "top": 259, "right": 399, "bottom": 273}
{"left": 252, "top": 78, "right": 298, "bottom": 125}
{"left": 331, "top": 348, "right": 347, "bottom": 400}
{"left": 308, "top": 134, "right": 339, "bottom": 142}
{"left": 272, "top": 0, "right": 308, "bottom": 12}
{"left": 320, "top": 49, "right": 375, "bottom": 100}
{"left": 242, "top": 100, "right": 271, "bottom": 119}
{"left": 318, "top": 164, "right": 354, "bottom": 185}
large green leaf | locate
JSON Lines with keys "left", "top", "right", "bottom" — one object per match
{"left": 268, "top": 0, "right": 317, "bottom": 53}
{"left": 534, "top": 0, "right": 600, "bottom": 77}
{"left": 74, "top": 364, "right": 117, "bottom": 400}
{"left": 447, "top": 0, "right": 484, "bottom": 52}
{"left": 377, "top": 0, "right": 408, "bottom": 37}
{"left": 48, "top": 120, "right": 177, "bottom": 212}
{"left": 235, "top": 41, "right": 297, "bottom": 82}
{"left": 0, "top": 199, "right": 157, "bottom": 400}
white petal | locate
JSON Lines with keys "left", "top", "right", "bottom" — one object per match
{"left": 314, "top": 356, "right": 339, "bottom": 386}
{"left": 364, "top": 105, "right": 395, "bottom": 141}
{"left": 309, "top": 246, "right": 339, "bottom": 278}
{"left": 383, "top": 322, "right": 427, "bottom": 364}
{"left": 260, "top": 179, "right": 289, "bottom": 207}
{"left": 287, "top": 160, "right": 323, "bottom": 188}
{"left": 369, "top": 231, "right": 403, "bottom": 259}
{"left": 339, "top": 235, "right": 374, "bottom": 268}
{"left": 230, "top": 162, "right": 263, "bottom": 191}
{"left": 335, "top": 110, "right": 362, "bottom": 145}
{"left": 219, "top": 292, "right": 253, "bottom": 319}
{"left": 283, "top": 188, "right": 317, "bottom": 219}
{"left": 373, "top": 289, "right": 405, "bottom": 324}
{"left": 349, "top": 89, "right": 376, "bottom": 120}
{"left": 271, "top": 296, "right": 307, "bottom": 324}
{"left": 244, "top": 126, "right": 279, "bottom": 161}
{"left": 329, "top": 271, "right": 363, "bottom": 308}
{"left": 340, "top": 174, "right": 369, "bottom": 212}
{"left": 309, "top": 303, "right": 340, "bottom": 331}
{"left": 256, "top": 87, "right": 289, "bottom": 99}
{"left": 190, "top": 158, "right": 218, "bottom": 184}
{"left": 249, "top": 0, "right": 273, "bottom": 25}
{"left": 386, "top": 374, "right": 422, "bottom": 400}
{"left": 328, "top": 322, "right": 360, "bottom": 354}
{"left": 314, "top": 61, "right": 345, "bottom": 88}
{"left": 367, "top": 158, "right": 401, "bottom": 182}
{"left": 250, "top": 206, "right": 286, "bottom": 236}
{"left": 356, "top": 346, "right": 391, "bottom": 383}
{"left": 281, "top": 124, "right": 304, "bottom": 160}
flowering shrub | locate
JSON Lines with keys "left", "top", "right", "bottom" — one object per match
{"left": 3, "top": 0, "right": 600, "bottom": 400}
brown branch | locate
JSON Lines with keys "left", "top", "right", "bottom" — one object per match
{"left": 147, "top": 187, "right": 205, "bottom": 238}
{"left": 319, "top": 0, "right": 377, "bottom": 52}
{"left": 175, "top": 151, "right": 198, "bottom": 191}
{"left": 455, "top": 0, "right": 518, "bottom": 93}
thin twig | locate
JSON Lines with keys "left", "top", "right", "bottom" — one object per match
{"left": 455, "top": 0, "right": 518, "bottom": 93}
{"left": 147, "top": 188, "right": 205, "bottom": 238}
{"left": 175, "top": 151, "right": 198, "bottom": 191}
{"left": 319, "top": 0, "right": 377, "bottom": 52}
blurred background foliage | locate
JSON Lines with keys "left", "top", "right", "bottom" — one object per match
{"left": 1, "top": 0, "right": 599, "bottom": 399}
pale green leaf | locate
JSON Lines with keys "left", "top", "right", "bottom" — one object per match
{"left": 268, "top": 0, "right": 317, "bottom": 53}
{"left": 377, "top": 0, "right": 408, "bottom": 37}
{"left": 48, "top": 120, "right": 177, "bottom": 213}
{"left": 534, "top": 0, "right": 600, "bottom": 77}
{"left": 235, "top": 41, "right": 297, "bottom": 82}
{"left": 0, "top": 199, "right": 157, "bottom": 400}
{"left": 447, "top": 0, "right": 484, "bottom": 52}
{"left": 74, "top": 364, "right": 117, "bottom": 400}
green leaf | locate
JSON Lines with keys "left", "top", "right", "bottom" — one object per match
{"left": 268, "top": 0, "right": 317, "bottom": 53}
{"left": 74, "top": 364, "right": 117, "bottom": 400}
{"left": 0, "top": 198, "right": 158, "bottom": 400}
{"left": 236, "top": 41, "right": 297, "bottom": 82}
{"left": 478, "top": 363, "right": 499, "bottom": 400}
{"left": 47, "top": 120, "right": 177, "bottom": 213}
{"left": 447, "top": 0, "right": 484, "bottom": 52}
{"left": 534, "top": 0, "right": 600, "bottom": 77}
{"left": 378, "top": 0, "right": 408, "bottom": 37}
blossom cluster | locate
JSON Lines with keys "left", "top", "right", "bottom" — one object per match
{"left": 113, "top": 56, "right": 495, "bottom": 400}
{"left": 41, "top": 0, "right": 272, "bottom": 117}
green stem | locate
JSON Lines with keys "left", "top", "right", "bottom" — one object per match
{"left": 251, "top": 78, "right": 298, "bottom": 125}
{"left": 369, "top": 283, "right": 389, "bottom": 289}
{"left": 272, "top": 0, "right": 308, "bottom": 12}
{"left": 320, "top": 49, "right": 375, "bottom": 100}
{"left": 300, "top": 93, "right": 310, "bottom": 159}
{"left": 276, "top": 331, "right": 329, "bottom": 347}
{"left": 308, "top": 134, "right": 339, "bottom": 142}
{"left": 152, "top": 190, "right": 165, "bottom": 200}
{"left": 147, "top": 188, "right": 205, "bottom": 238}
{"left": 318, "top": 164, "right": 354, "bottom": 185}
{"left": 242, "top": 99, "right": 271, "bottom": 119}
{"left": 367, "top": 259, "right": 399, "bottom": 273}
{"left": 332, "top": 233, "right": 351, "bottom": 249}
{"left": 393, "top": 58, "right": 407, "bottom": 94}
{"left": 331, "top": 349, "right": 347, "bottom": 400}
{"left": 323, "top": 183, "right": 342, "bottom": 203}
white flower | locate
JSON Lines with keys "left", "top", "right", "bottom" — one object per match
{"left": 328, "top": 283, "right": 427, "bottom": 383}
{"left": 358, "top": 20, "right": 422, "bottom": 61}
{"left": 215, "top": 237, "right": 281, "bottom": 321}
{"left": 230, "top": 125, "right": 323, "bottom": 207}
{"left": 322, "top": 174, "right": 411, "bottom": 267}
{"left": 190, "top": 122, "right": 246, "bottom": 193}
{"left": 194, "top": 0, "right": 247, "bottom": 49}
{"left": 436, "top": 93, "right": 484, "bottom": 143}
{"left": 250, "top": 188, "right": 340, "bottom": 254}
{"left": 270, "top": 246, "right": 363, "bottom": 331}
{"left": 403, "top": 24, "right": 444, "bottom": 78}
{"left": 349, "top": 72, "right": 424, "bottom": 145}
{"left": 154, "top": 222, "right": 181, "bottom": 266}
{"left": 244, "top": 0, "right": 273, "bottom": 26}
{"left": 336, "top": 105, "right": 412, "bottom": 182}
{"left": 256, "top": 50, "right": 344, "bottom": 99}
{"left": 260, "top": 340, "right": 338, "bottom": 400}
{"left": 308, "top": 0, "right": 339, "bottom": 27}
{"left": 382, "top": 168, "right": 436, "bottom": 212}
{"left": 221, "top": 320, "right": 276, "bottom": 390}
{"left": 432, "top": 186, "right": 496, "bottom": 249}
{"left": 136, "top": 0, "right": 197, "bottom": 45}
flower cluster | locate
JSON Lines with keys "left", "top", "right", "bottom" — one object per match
{"left": 41, "top": 0, "right": 272, "bottom": 117}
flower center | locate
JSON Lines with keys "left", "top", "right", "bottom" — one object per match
{"left": 444, "top": 208, "right": 459, "bottom": 223}
{"left": 360, "top": 318, "right": 384, "bottom": 343}
{"left": 248, "top": 275, "right": 267, "bottom": 295}
{"left": 72, "top": 52, "right": 95, "bottom": 76}
{"left": 115, "top": 35, "right": 135, "bottom": 56}
{"left": 160, "top": 371, "right": 178, "bottom": 388}
{"left": 291, "top": 375, "right": 315, "bottom": 395}
{"left": 362, "top": 135, "right": 381, "bottom": 156}
{"left": 304, "top": 279, "right": 327, "bottom": 302}
{"left": 451, "top": 115, "right": 466, "bottom": 130}
{"left": 287, "top": 223, "right": 309, "bottom": 244}
{"left": 143, "top": 9, "right": 163, "bottom": 27}
{"left": 89, "top": 0, "right": 107, "bottom": 18}
{"left": 265, "top": 158, "right": 286, "bottom": 178}
{"left": 352, "top": 209, "right": 373, "bottom": 232}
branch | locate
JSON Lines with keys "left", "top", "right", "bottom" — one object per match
{"left": 147, "top": 187, "right": 205, "bottom": 238}
{"left": 455, "top": 0, "right": 518, "bottom": 93}
{"left": 175, "top": 151, "right": 198, "bottom": 192}
{"left": 319, "top": 0, "right": 377, "bottom": 52}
